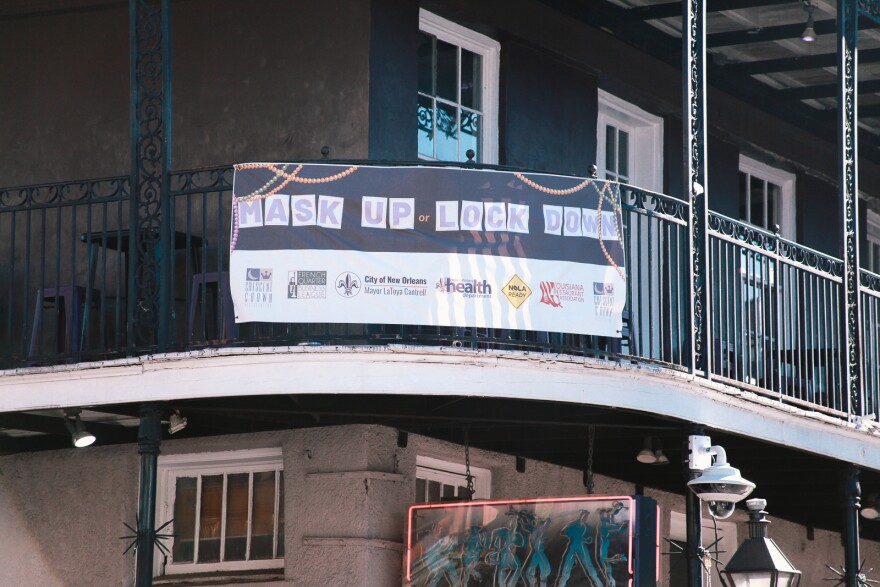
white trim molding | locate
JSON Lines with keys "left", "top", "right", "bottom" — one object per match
{"left": 597, "top": 89, "right": 664, "bottom": 192}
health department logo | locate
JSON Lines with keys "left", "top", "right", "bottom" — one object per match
{"left": 502, "top": 275, "right": 531, "bottom": 309}
{"left": 593, "top": 282, "right": 615, "bottom": 317}
{"left": 335, "top": 272, "right": 361, "bottom": 298}
{"left": 288, "top": 270, "right": 327, "bottom": 299}
{"left": 435, "top": 277, "right": 492, "bottom": 299}
{"left": 539, "top": 281, "right": 585, "bottom": 308}
{"left": 244, "top": 267, "right": 273, "bottom": 305}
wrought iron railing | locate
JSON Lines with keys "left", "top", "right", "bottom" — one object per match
{"left": 1, "top": 165, "right": 876, "bottom": 421}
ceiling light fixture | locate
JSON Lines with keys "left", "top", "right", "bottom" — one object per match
{"left": 862, "top": 493, "right": 880, "bottom": 520}
{"left": 64, "top": 408, "right": 96, "bottom": 448}
{"left": 636, "top": 437, "right": 657, "bottom": 464}
{"left": 168, "top": 410, "right": 188, "bottom": 434}
{"left": 801, "top": 1, "right": 816, "bottom": 42}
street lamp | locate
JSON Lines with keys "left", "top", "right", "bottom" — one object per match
{"left": 722, "top": 498, "right": 802, "bottom": 587}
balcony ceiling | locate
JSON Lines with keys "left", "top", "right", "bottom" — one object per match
{"left": 2, "top": 393, "right": 880, "bottom": 543}
{"left": 544, "top": 0, "right": 880, "bottom": 155}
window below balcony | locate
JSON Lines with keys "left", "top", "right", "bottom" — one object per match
{"left": 156, "top": 448, "right": 285, "bottom": 576}
{"left": 738, "top": 155, "right": 796, "bottom": 240}
{"left": 418, "top": 10, "right": 499, "bottom": 164}
{"left": 415, "top": 455, "right": 491, "bottom": 502}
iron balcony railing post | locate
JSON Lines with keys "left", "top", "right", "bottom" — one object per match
{"left": 840, "top": 0, "right": 864, "bottom": 419}
{"left": 684, "top": 0, "right": 711, "bottom": 380}
{"left": 129, "top": 0, "right": 173, "bottom": 354}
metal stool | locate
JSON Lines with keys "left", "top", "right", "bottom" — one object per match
{"left": 187, "top": 271, "right": 236, "bottom": 342}
{"left": 29, "top": 286, "right": 98, "bottom": 357}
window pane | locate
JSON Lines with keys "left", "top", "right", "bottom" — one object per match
{"left": 739, "top": 172, "right": 749, "bottom": 222}
{"left": 276, "top": 472, "right": 285, "bottom": 557}
{"left": 417, "top": 33, "right": 434, "bottom": 95}
{"left": 605, "top": 126, "right": 616, "bottom": 176}
{"left": 436, "top": 40, "right": 458, "bottom": 101}
{"left": 415, "top": 477, "right": 427, "bottom": 504}
{"left": 767, "top": 182, "right": 780, "bottom": 231}
{"left": 173, "top": 477, "right": 197, "bottom": 563}
{"left": 750, "top": 176, "right": 765, "bottom": 228}
{"left": 617, "top": 130, "right": 629, "bottom": 180}
{"left": 442, "top": 483, "right": 455, "bottom": 500}
{"left": 427, "top": 479, "right": 441, "bottom": 502}
{"left": 435, "top": 102, "right": 459, "bottom": 161}
{"left": 250, "top": 471, "right": 276, "bottom": 560}
{"left": 461, "top": 49, "right": 482, "bottom": 109}
{"left": 461, "top": 111, "right": 480, "bottom": 161}
{"left": 418, "top": 96, "right": 434, "bottom": 159}
{"left": 198, "top": 475, "right": 223, "bottom": 563}
{"left": 223, "top": 473, "right": 249, "bottom": 561}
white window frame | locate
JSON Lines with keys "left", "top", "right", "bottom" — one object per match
{"left": 867, "top": 209, "right": 880, "bottom": 274}
{"left": 738, "top": 155, "right": 796, "bottom": 240}
{"left": 155, "top": 448, "right": 284, "bottom": 576}
{"left": 419, "top": 9, "right": 500, "bottom": 164}
{"left": 597, "top": 90, "right": 664, "bottom": 192}
{"left": 416, "top": 455, "right": 492, "bottom": 501}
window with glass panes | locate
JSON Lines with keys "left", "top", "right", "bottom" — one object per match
{"left": 157, "top": 449, "right": 284, "bottom": 575}
{"left": 418, "top": 11, "right": 498, "bottom": 163}
{"left": 415, "top": 456, "right": 491, "bottom": 503}
{"left": 736, "top": 156, "right": 796, "bottom": 240}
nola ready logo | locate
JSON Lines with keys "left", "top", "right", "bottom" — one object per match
{"left": 435, "top": 277, "right": 492, "bottom": 299}
{"left": 502, "top": 275, "right": 531, "bottom": 309}
{"left": 335, "top": 272, "right": 361, "bottom": 297}
{"left": 245, "top": 268, "right": 273, "bottom": 305}
{"left": 593, "top": 282, "right": 615, "bottom": 317}
{"left": 539, "top": 281, "right": 586, "bottom": 308}
{"left": 288, "top": 270, "right": 327, "bottom": 299}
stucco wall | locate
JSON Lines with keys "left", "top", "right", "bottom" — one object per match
{"left": 0, "top": 0, "right": 371, "bottom": 187}
{"left": 0, "top": 423, "right": 872, "bottom": 586}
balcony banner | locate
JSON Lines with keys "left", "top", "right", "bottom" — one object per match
{"left": 230, "top": 163, "right": 626, "bottom": 336}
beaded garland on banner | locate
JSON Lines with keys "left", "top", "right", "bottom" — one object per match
{"left": 230, "top": 163, "right": 358, "bottom": 251}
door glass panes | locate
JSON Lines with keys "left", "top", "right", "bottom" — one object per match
{"left": 739, "top": 171, "right": 782, "bottom": 231}
{"left": 604, "top": 125, "right": 630, "bottom": 183}
{"left": 417, "top": 32, "right": 483, "bottom": 162}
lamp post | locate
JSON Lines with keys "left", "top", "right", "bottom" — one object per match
{"left": 722, "top": 499, "right": 802, "bottom": 587}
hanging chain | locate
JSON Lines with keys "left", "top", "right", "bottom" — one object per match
{"left": 464, "top": 428, "right": 475, "bottom": 500}
{"left": 585, "top": 425, "right": 596, "bottom": 494}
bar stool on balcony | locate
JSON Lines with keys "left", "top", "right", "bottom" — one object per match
{"left": 187, "top": 271, "right": 236, "bottom": 343}
{"left": 29, "top": 285, "right": 100, "bottom": 358}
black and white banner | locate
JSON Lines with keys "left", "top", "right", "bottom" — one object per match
{"left": 230, "top": 163, "right": 626, "bottom": 337}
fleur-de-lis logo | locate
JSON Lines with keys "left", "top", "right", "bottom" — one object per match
{"left": 336, "top": 272, "right": 361, "bottom": 297}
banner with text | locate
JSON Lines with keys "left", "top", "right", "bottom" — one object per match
{"left": 230, "top": 163, "right": 626, "bottom": 336}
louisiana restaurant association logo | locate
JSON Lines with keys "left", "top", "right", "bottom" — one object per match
{"left": 593, "top": 282, "right": 615, "bottom": 317}
{"left": 539, "top": 281, "right": 585, "bottom": 309}
{"left": 245, "top": 268, "right": 273, "bottom": 305}
{"left": 336, "top": 272, "right": 361, "bottom": 297}
{"left": 288, "top": 270, "right": 327, "bottom": 299}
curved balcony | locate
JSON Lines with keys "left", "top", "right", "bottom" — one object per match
{"left": 1, "top": 163, "right": 877, "bottom": 424}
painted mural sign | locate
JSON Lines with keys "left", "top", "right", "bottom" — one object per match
{"left": 230, "top": 163, "right": 627, "bottom": 336}
{"left": 406, "top": 496, "right": 657, "bottom": 587}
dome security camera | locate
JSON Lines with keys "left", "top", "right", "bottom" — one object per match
{"left": 687, "top": 443, "right": 755, "bottom": 519}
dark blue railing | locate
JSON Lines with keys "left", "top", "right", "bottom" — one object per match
{"left": 1, "top": 165, "right": 876, "bottom": 421}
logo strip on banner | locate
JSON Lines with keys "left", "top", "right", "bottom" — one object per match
{"left": 229, "top": 163, "right": 627, "bottom": 337}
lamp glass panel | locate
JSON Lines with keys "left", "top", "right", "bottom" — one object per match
{"left": 727, "top": 571, "right": 773, "bottom": 587}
